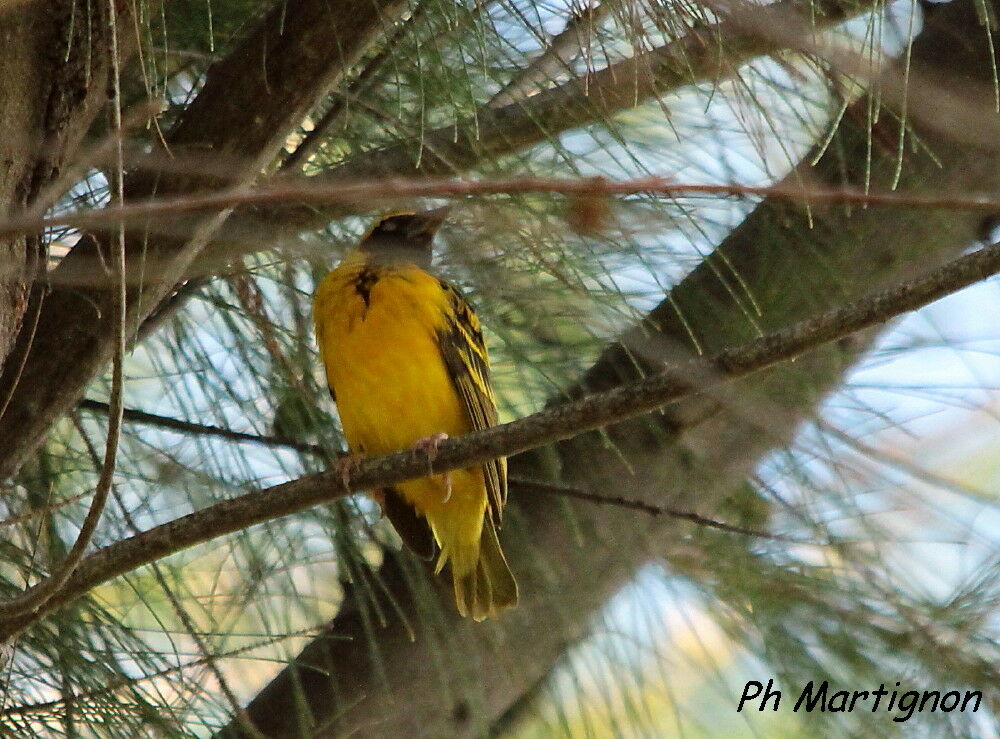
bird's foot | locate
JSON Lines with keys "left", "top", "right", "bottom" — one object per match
{"left": 410, "top": 433, "right": 452, "bottom": 502}
{"left": 335, "top": 452, "right": 365, "bottom": 490}
{"left": 410, "top": 432, "right": 448, "bottom": 463}
{"left": 440, "top": 471, "right": 454, "bottom": 503}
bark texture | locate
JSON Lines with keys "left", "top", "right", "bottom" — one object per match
{"left": 0, "top": 1, "right": 123, "bottom": 372}
{"left": 0, "top": 0, "right": 409, "bottom": 480}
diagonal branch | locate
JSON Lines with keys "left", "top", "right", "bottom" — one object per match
{"left": 225, "top": 0, "right": 870, "bottom": 237}
{"left": 75, "top": 399, "right": 792, "bottom": 539}
{"left": 487, "top": 1, "right": 612, "bottom": 109}
{"left": 280, "top": 3, "right": 433, "bottom": 172}
{"left": 2, "top": 232, "right": 998, "bottom": 639}
{"left": 0, "top": 7, "right": 131, "bottom": 621}
{"left": 18, "top": 176, "right": 1000, "bottom": 241}
{"left": 223, "top": 4, "right": 1000, "bottom": 734}
{"left": 0, "top": 0, "right": 410, "bottom": 482}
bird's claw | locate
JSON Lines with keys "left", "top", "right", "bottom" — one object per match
{"left": 410, "top": 432, "right": 448, "bottom": 463}
{"left": 410, "top": 433, "right": 452, "bottom": 502}
{"left": 335, "top": 453, "right": 364, "bottom": 490}
{"left": 440, "top": 471, "right": 453, "bottom": 503}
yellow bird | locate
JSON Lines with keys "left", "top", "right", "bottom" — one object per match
{"left": 313, "top": 209, "right": 518, "bottom": 621}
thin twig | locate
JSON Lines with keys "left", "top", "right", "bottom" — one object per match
{"left": 1, "top": 236, "right": 997, "bottom": 636}
{"left": 76, "top": 398, "right": 325, "bottom": 456}
{"left": 77, "top": 398, "right": 798, "bottom": 539}
{"left": 71, "top": 415, "right": 265, "bottom": 739}
{"left": 0, "top": 492, "right": 93, "bottom": 531}
{"left": 0, "top": 11, "right": 129, "bottom": 621}
{"left": 510, "top": 476, "right": 809, "bottom": 542}
{"left": 280, "top": 3, "right": 431, "bottom": 171}
{"left": 817, "top": 419, "right": 1000, "bottom": 505}
{"left": 488, "top": 1, "right": 610, "bottom": 108}
{"left": 9, "top": 175, "right": 1000, "bottom": 245}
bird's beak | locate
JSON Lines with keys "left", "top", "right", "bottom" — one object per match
{"left": 419, "top": 206, "right": 451, "bottom": 233}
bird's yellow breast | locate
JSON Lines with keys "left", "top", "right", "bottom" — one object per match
{"left": 313, "top": 257, "right": 472, "bottom": 456}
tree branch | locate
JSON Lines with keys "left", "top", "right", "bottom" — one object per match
{"left": 15, "top": 176, "right": 1000, "bottom": 248}
{"left": 0, "top": 9, "right": 131, "bottom": 621}
{"left": 221, "top": 0, "right": 869, "bottom": 237}
{"left": 487, "top": 1, "right": 612, "bottom": 109}
{"left": 280, "top": 3, "right": 433, "bottom": 172}
{"left": 222, "top": 4, "right": 1000, "bottom": 734}
{"left": 3, "top": 233, "right": 998, "bottom": 639}
{"left": 77, "top": 398, "right": 793, "bottom": 539}
{"left": 0, "top": 0, "right": 410, "bottom": 481}
{"left": 77, "top": 398, "right": 324, "bottom": 455}
{"left": 0, "top": 0, "right": 132, "bottom": 366}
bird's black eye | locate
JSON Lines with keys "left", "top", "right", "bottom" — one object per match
{"left": 379, "top": 220, "right": 398, "bottom": 232}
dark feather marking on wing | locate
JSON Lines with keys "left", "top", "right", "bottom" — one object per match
{"left": 434, "top": 279, "right": 507, "bottom": 525}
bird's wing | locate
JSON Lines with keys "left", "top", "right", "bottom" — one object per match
{"left": 435, "top": 279, "right": 507, "bottom": 524}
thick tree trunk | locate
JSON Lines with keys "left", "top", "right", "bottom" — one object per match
{"left": 0, "top": 0, "right": 409, "bottom": 481}
{"left": 219, "top": 2, "right": 1000, "bottom": 736}
{"left": 0, "top": 1, "right": 121, "bottom": 371}
{"left": 0, "top": 0, "right": 871, "bottom": 470}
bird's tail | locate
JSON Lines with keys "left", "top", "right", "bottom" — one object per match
{"left": 450, "top": 518, "right": 518, "bottom": 622}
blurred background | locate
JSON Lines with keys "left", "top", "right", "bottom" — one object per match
{"left": 0, "top": 0, "right": 998, "bottom": 736}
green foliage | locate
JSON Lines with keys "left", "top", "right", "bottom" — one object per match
{"left": 158, "top": 0, "right": 269, "bottom": 55}
{"left": 1, "top": 0, "right": 998, "bottom": 737}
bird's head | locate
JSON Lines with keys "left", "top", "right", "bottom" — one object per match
{"left": 358, "top": 207, "right": 450, "bottom": 269}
